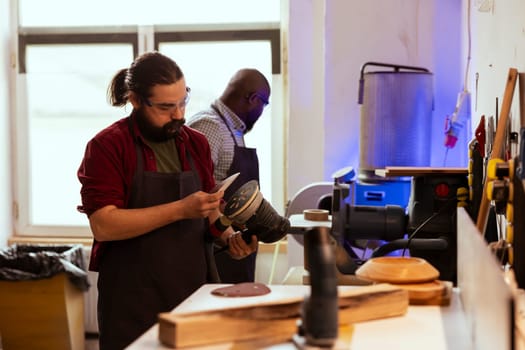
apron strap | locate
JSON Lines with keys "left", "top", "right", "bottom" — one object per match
{"left": 211, "top": 104, "right": 240, "bottom": 147}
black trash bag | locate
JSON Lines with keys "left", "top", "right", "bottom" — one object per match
{"left": 0, "top": 244, "right": 90, "bottom": 291}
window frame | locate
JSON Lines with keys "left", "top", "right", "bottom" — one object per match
{"left": 153, "top": 25, "right": 281, "bottom": 74}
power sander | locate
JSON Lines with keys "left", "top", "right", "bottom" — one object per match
{"left": 212, "top": 180, "right": 290, "bottom": 244}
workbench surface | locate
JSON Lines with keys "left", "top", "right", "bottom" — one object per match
{"left": 126, "top": 284, "right": 471, "bottom": 350}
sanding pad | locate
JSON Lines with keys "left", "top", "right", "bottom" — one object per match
{"left": 211, "top": 282, "right": 271, "bottom": 297}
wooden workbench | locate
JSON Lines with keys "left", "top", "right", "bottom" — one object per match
{"left": 127, "top": 207, "right": 518, "bottom": 349}
{"left": 126, "top": 284, "right": 471, "bottom": 350}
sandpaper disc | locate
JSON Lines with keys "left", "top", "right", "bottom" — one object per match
{"left": 211, "top": 282, "right": 271, "bottom": 297}
{"left": 223, "top": 180, "right": 262, "bottom": 222}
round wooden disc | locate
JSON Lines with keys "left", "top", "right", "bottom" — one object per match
{"left": 355, "top": 256, "right": 440, "bottom": 284}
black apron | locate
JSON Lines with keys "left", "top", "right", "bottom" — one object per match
{"left": 97, "top": 126, "right": 211, "bottom": 350}
{"left": 212, "top": 105, "right": 260, "bottom": 283}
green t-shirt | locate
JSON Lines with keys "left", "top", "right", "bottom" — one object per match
{"left": 144, "top": 138, "right": 181, "bottom": 173}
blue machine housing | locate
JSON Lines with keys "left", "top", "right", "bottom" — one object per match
{"left": 354, "top": 179, "right": 411, "bottom": 208}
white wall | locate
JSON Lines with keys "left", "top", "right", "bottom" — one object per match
{"left": 286, "top": 0, "right": 327, "bottom": 195}
{"left": 470, "top": 0, "right": 525, "bottom": 138}
{"left": 0, "top": 0, "right": 13, "bottom": 249}
{"left": 286, "top": 0, "right": 465, "bottom": 199}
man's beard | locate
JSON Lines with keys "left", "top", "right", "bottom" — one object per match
{"left": 135, "top": 108, "right": 185, "bottom": 142}
{"left": 244, "top": 114, "right": 258, "bottom": 134}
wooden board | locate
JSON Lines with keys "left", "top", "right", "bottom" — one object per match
{"left": 394, "top": 280, "right": 453, "bottom": 306}
{"left": 158, "top": 283, "right": 408, "bottom": 348}
{"left": 375, "top": 166, "right": 468, "bottom": 177}
{"left": 519, "top": 72, "right": 525, "bottom": 127}
{"left": 476, "top": 68, "right": 519, "bottom": 234}
{"left": 457, "top": 207, "right": 514, "bottom": 350}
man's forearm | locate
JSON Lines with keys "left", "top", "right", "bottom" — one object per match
{"left": 88, "top": 202, "right": 188, "bottom": 241}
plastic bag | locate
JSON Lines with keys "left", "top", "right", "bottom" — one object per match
{"left": 0, "top": 244, "right": 90, "bottom": 291}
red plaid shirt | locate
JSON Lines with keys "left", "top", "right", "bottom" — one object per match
{"left": 77, "top": 114, "right": 215, "bottom": 270}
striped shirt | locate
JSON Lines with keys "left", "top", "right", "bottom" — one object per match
{"left": 188, "top": 100, "right": 247, "bottom": 181}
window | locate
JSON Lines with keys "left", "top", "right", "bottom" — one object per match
{"left": 14, "top": 1, "right": 283, "bottom": 237}
{"left": 159, "top": 40, "right": 274, "bottom": 202}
